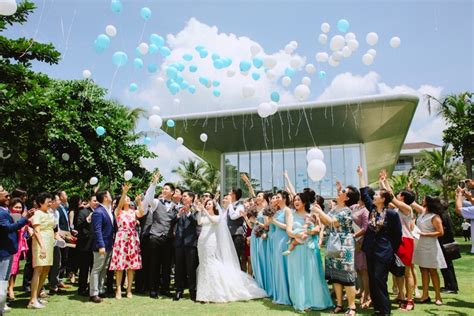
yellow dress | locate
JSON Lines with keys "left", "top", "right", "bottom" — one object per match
{"left": 31, "top": 210, "right": 55, "bottom": 267}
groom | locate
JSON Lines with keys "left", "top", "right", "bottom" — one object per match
{"left": 174, "top": 190, "right": 200, "bottom": 302}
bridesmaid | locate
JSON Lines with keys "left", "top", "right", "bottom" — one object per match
{"left": 265, "top": 193, "right": 278, "bottom": 298}
{"left": 269, "top": 190, "right": 292, "bottom": 305}
{"left": 286, "top": 192, "right": 333, "bottom": 312}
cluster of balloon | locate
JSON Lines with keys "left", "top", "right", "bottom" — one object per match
{"left": 95, "top": 126, "right": 106, "bottom": 136}
{"left": 124, "top": 170, "right": 133, "bottom": 181}
{"left": 148, "top": 114, "right": 163, "bottom": 130}
{"left": 306, "top": 147, "right": 326, "bottom": 181}
{"left": 257, "top": 101, "right": 278, "bottom": 118}
{"left": 0, "top": 0, "right": 17, "bottom": 16}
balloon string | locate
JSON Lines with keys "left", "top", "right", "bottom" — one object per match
{"left": 19, "top": 0, "right": 47, "bottom": 59}
{"left": 301, "top": 104, "right": 316, "bottom": 147}
{"left": 139, "top": 21, "right": 147, "bottom": 43}
{"left": 109, "top": 67, "right": 120, "bottom": 96}
{"left": 62, "top": 8, "right": 77, "bottom": 62}
{"left": 101, "top": 138, "right": 113, "bottom": 186}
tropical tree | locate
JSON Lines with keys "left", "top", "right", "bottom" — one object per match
{"left": 172, "top": 159, "right": 220, "bottom": 195}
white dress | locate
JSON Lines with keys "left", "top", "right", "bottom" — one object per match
{"left": 196, "top": 212, "right": 267, "bottom": 302}
{"left": 413, "top": 213, "right": 447, "bottom": 269}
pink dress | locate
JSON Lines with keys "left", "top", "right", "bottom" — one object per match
{"left": 11, "top": 225, "right": 29, "bottom": 275}
{"left": 109, "top": 211, "right": 142, "bottom": 271}
{"left": 350, "top": 204, "right": 369, "bottom": 271}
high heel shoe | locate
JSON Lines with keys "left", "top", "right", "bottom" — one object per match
{"left": 418, "top": 297, "right": 431, "bottom": 304}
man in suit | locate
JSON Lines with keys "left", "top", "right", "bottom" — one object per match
{"left": 142, "top": 171, "right": 178, "bottom": 298}
{"left": 89, "top": 190, "right": 115, "bottom": 303}
{"left": 226, "top": 187, "right": 245, "bottom": 269}
{"left": 173, "top": 191, "right": 199, "bottom": 301}
{"left": 0, "top": 190, "right": 34, "bottom": 313}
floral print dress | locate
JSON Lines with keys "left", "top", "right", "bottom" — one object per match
{"left": 109, "top": 210, "right": 142, "bottom": 271}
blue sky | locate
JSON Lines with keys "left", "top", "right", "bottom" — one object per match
{"left": 5, "top": 0, "right": 473, "bottom": 180}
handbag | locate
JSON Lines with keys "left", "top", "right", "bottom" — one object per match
{"left": 326, "top": 221, "right": 342, "bottom": 258}
{"left": 443, "top": 241, "right": 461, "bottom": 261}
{"left": 390, "top": 254, "right": 406, "bottom": 277}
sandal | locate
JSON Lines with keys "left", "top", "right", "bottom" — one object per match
{"left": 435, "top": 299, "right": 443, "bottom": 306}
{"left": 333, "top": 305, "right": 344, "bottom": 314}
{"left": 403, "top": 299, "right": 415, "bottom": 311}
{"left": 344, "top": 307, "right": 357, "bottom": 315}
{"left": 418, "top": 297, "right": 431, "bottom": 304}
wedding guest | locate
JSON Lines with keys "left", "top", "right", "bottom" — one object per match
{"left": 462, "top": 219, "right": 471, "bottom": 241}
{"left": 226, "top": 187, "right": 245, "bottom": 269}
{"left": 455, "top": 183, "right": 474, "bottom": 253}
{"left": 438, "top": 201, "right": 458, "bottom": 294}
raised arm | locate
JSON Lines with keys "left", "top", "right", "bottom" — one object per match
{"left": 312, "top": 204, "right": 341, "bottom": 228}
{"left": 115, "top": 183, "right": 131, "bottom": 217}
{"left": 411, "top": 201, "right": 425, "bottom": 215}
{"left": 284, "top": 170, "right": 296, "bottom": 198}
{"left": 142, "top": 171, "right": 160, "bottom": 213}
{"left": 357, "top": 165, "right": 366, "bottom": 188}
{"left": 135, "top": 194, "right": 145, "bottom": 218}
{"left": 240, "top": 173, "right": 255, "bottom": 198}
{"left": 381, "top": 173, "right": 413, "bottom": 216}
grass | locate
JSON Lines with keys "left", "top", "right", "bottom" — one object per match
{"left": 7, "top": 237, "right": 474, "bottom": 315}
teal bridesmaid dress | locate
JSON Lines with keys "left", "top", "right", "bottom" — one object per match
{"left": 250, "top": 212, "right": 271, "bottom": 296}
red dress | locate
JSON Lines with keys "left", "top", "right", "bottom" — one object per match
{"left": 109, "top": 211, "right": 142, "bottom": 271}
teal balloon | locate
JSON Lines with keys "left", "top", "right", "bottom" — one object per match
{"left": 199, "top": 76, "right": 209, "bottom": 86}
{"left": 150, "top": 34, "right": 165, "bottom": 47}
{"left": 252, "top": 57, "right": 263, "bottom": 69}
{"left": 239, "top": 60, "right": 251, "bottom": 72}
{"left": 199, "top": 49, "right": 208, "bottom": 58}
{"left": 213, "top": 90, "right": 221, "bottom": 97}
{"left": 211, "top": 53, "right": 220, "bottom": 61}
{"left": 222, "top": 57, "right": 232, "bottom": 67}
{"left": 166, "top": 66, "right": 178, "bottom": 79}
{"left": 129, "top": 83, "right": 138, "bottom": 92}
{"left": 195, "top": 45, "right": 205, "bottom": 52}
{"left": 271, "top": 91, "right": 280, "bottom": 102}
{"left": 133, "top": 58, "right": 143, "bottom": 69}
{"left": 180, "top": 80, "right": 189, "bottom": 90}
{"left": 318, "top": 70, "right": 327, "bottom": 79}
{"left": 95, "top": 126, "right": 106, "bottom": 136}
{"left": 143, "top": 136, "right": 151, "bottom": 145}
{"left": 110, "top": 0, "right": 122, "bottom": 14}
{"left": 212, "top": 80, "right": 220, "bottom": 87}
{"left": 167, "top": 120, "right": 175, "bottom": 128}
{"left": 95, "top": 34, "right": 110, "bottom": 50}
{"left": 141, "top": 7, "right": 152, "bottom": 20}
{"left": 112, "top": 51, "right": 128, "bottom": 67}
{"left": 252, "top": 72, "right": 260, "bottom": 81}
{"left": 169, "top": 83, "right": 180, "bottom": 95}
{"left": 213, "top": 59, "right": 224, "bottom": 69}
{"left": 183, "top": 54, "right": 193, "bottom": 61}
{"left": 176, "top": 63, "right": 185, "bottom": 72}
{"left": 337, "top": 19, "right": 350, "bottom": 33}
{"left": 147, "top": 63, "right": 158, "bottom": 73}
{"left": 160, "top": 47, "right": 171, "bottom": 57}
{"left": 175, "top": 76, "right": 184, "bottom": 84}
{"left": 135, "top": 47, "right": 143, "bottom": 56}
{"left": 188, "top": 85, "right": 196, "bottom": 94}
{"left": 166, "top": 79, "right": 174, "bottom": 89}
{"left": 284, "top": 67, "right": 295, "bottom": 77}
{"left": 189, "top": 65, "right": 198, "bottom": 72}
{"left": 149, "top": 44, "right": 159, "bottom": 54}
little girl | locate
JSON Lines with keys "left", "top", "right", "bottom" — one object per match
{"left": 283, "top": 213, "right": 319, "bottom": 256}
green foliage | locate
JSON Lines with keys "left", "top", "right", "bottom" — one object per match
{"left": 172, "top": 159, "right": 220, "bottom": 195}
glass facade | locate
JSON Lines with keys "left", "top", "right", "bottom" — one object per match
{"left": 222, "top": 144, "right": 363, "bottom": 197}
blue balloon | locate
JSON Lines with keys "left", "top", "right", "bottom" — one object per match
{"left": 176, "top": 63, "right": 185, "bottom": 72}
{"left": 133, "top": 58, "right": 143, "bottom": 69}
{"left": 141, "top": 7, "right": 152, "bottom": 20}
{"left": 213, "top": 90, "right": 221, "bottom": 97}
{"left": 167, "top": 120, "right": 175, "bottom": 128}
{"left": 284, "top": 67, "right": 296, "bottom": 77}
{"left": 110, "top": 0, "right": 122, "bottom": 14}
{"left": 188, "top": 85, "right": 196, "bottom": 94}
{"left": 175, "top": 76, "right": 184, "bottom": 84}
{"left": 112, "top": 51, "right": 128, "bottom": 67}
{"left": 271, "top": 91, "right": 280, "bottom": 102}
{"left": 337, "top": 19, "right": 350, "bottom": 33}
{"left": 179, "top": 80, "right": 189, "bottom": 90}
{"left": 189, "top": 65, "right": 198, "bottom": 72}
{"left": 135, "top": 47, "right": 143, "bottom": 56}
{"left": 150, "top": 34, "right": 165, "bottom": 47}
{"left": 252, "top": 72, "right": 260, "bottom": 81}
{"left": 213, "top": 59, "right": 224, "bottom": 69}
{"left": 96, "top": 34, "right": 110, "bottom": 49}
{"left": 143, "top": 136, "right": 151, "bottom": 145}
{"left": 147, "top": 63, "right": 158, "bottom": 73}
{"left": 318, "top": 70, "right": 327, "bottom": 79}
{"left": 169, "top": 83, "right": 180, "bottom": 95}
{"left": 222, "top": 57, "right": 232, "bottom": 67}
{"left": 95, "top": 126, "right": 106, "bottom": 136}
{"left": 149, "top": 44, "right": 159, "bottom": 54}
{"left": 211, "top": 53, "right": 220, "bottom": 61}
{"left": 239, "top": 60, "right": 251, "bottom": 72}
{"left": 199, "top": 76, "right": 209, "bottom": 86}
{"left": 195, "top": 45, "right": 205, "bottom": 52}
{"left": 212, "top": 80, "right": 220, "bottom": 87}
{"left": 166, "top": 79, "right": 174, "bottom": 89}
{"left": 129, "top": 83, "right": 138, "bottom": 92}
{"left": 252, "top": 57, "right": 263, "bottom": 69}
{"left": 166, "top": 66, "right": 178, "bottom": 79}
{"left": 160, "top": 46, "right": 171, "bottom": 57}
{"left": 183, "top": 54, "right": 193, "bottom": 61}
{"left": 199, "top": 49, "right": 208, "bottom": 58}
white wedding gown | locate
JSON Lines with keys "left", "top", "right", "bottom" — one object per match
{"left": 196, "top": 211, "right": 267, "bottom": 302}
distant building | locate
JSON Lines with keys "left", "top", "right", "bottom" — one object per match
{"left": 394, "top": 142, "right": 442, "bottom": 173}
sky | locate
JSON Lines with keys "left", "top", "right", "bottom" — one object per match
{"left": 5, "top": 0, "right": 473, "bottom": 182}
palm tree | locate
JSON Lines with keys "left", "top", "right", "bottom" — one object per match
{"left": 172, "top": 159, "right": 220, "bottom": 195}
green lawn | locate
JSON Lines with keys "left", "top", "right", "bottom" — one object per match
{"left": 7, "top": 238, "right": 474, "bottom": 315}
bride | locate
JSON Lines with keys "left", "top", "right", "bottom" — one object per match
{"left": 195, "top": 199, "right": 267, "bottom": 303}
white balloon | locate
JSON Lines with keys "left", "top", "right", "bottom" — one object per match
{"left": 281, "top": 76, "right": 292, "bottom": 88}
{"left": 0, "top": 0, "right": 17, "bottom": 16}
{"left": 151, "top": 106, "right": 161, "bottom": 114}
{"left": 226, "top": 69, "right": 236, "bottom": 77}
{"left": 242, "top": 85, "right": 255, "bottom": 98}
{"left": 328, "top": 55, "right": 340, "bottom": 67}
{"left": 318, "top": 34, "right": 328, "bottom": 45}
{"left": 390, "top": 36, "right": 401, "bottom": 48}
{"left": 332, "top": 51, "right": 343, "bottom": 62}
{"left": 105, "top": 25, "right": 117, "bottom": 37}
{"left": 173, "top": 98, "right": 181, "bottom": 106}
{"left": 269, "top": 101, "right": 278, "bottom": 115}
{"left": 61, "top": 153, "right": 70, "bottom": 161}
{"left": 302, "top": 76, "right": 311, "bottom": 86}
{"left": 257, "top": 102, "right": 272, "bottom": 118}
{"left": 315, "top": 52, "right": 329, "bottom": 63}
{"left": 306, "top": 147, "right": 324, "bottom": 162}
{"left": 330, "top": 35, "right": 345, "bottom": 51}
{"left": 294, "top": 84, "right": 311, "bottom": 101}
{"left": 347, "top": 39, "right": 359, "bottom": 51}
{"left": 89, "top": 177, "right": 98, "bottom": 186}
{"left": 289, "top": 40, "right": 298, "bottom": 49}
{"left": 124, "top": 170, "right": 133, "bottom": 181}
{"left": 367, "top": 49, "right": 377, "bottom": 57}
{"left": 266, "top": 70, "right": 276, "bottom": 80}
{"left": 307, "top": 160, "right": 327, "bottom": 181}
{"left": 344, "top": 32, "right": 356, "bottom": 42}
{"left": 362, "top": 53, "right": 374, "bottom": 66}
{"left": 342, "top": 46, "right": 352, "bottom": 58}
{"left": 200, "top": 133, "right": 208, "bottom": 142}
{"left": 305, "top": 63, "right": 316, "bottom": 74}
{"left": 250, "top": 44, "right": 261, "bottom": 56}
{"left": 138, "top": 42, "right": 149, "bottom": 55}
{"left": 366, "top": 32, "right": 379, "bottom": 46}
{"left": 290, "top": 57, "right": 301, "bottom": 69}
{"left": 321, "top": 22, "right": 330, "bottom": 33}
{"left": 157, "top": 77, "right": 165, "bottom": 84}
{"left": 148, "top": 114, "right": 163, "bottom": 129}
{"left": 82, "top": 69, "right": 92, "bottom": 78}
{"left": 284, "top": 44, "right": 294, "bottom": 54}
{"left": 176, "top": 137, "right": 184, "bottom": 145}
{"left": 263, "top": 56, "right": 277, "bottom": 69}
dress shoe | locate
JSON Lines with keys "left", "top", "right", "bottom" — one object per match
{"left": 149, "top": 291, "right": 158, "bottom": 299}
{"left": 441, "top": 288, "right": 458, "bottom": 294}
{"left": 173, "top": 291, "right": 183, "bottom": 301}
{"left": 89, "top": 296, "right": 103, "bottom": 303}
{"left": 160, "top": 290, "right": 172, "bottom": 298}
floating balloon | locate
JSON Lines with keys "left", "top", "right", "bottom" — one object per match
{"left": 199, "top": 76, "right": 209, "bottom": 86}
{"left": 252, "top": 57, "right": 263, "bottom": 69}
{"left": 167, "top": 119, "right": 175, "bottom": 127}
{"left": 281, "top": 76, "right": 292, "bottom": 87}
{"left": 367, "top": 49, "right": 377, "bottom": 57}
{"left": 61, "top": 153, "right": 70, "bottom": 161}
{"left": 270, "top": 91, "right": 280, "bottom": 102}
{"left": 289, "top": 41, "right": 298, "bottom": 49}
{"left": 138, "top": 42, "right": 149, "bottom": 55}
{"left": 221, "top": 57, "right": 232, "bottom": 67}
{"left": 112, "top": 51, "right": 128, "bottom": 67}
{"left": 151, "top": 106, "right": 160, "bottom": 114}
{"left": 183, "top": 53, "right": 193, "bottom": 61}
{"left": 149, "top": 44, "right": 159, "bottom": 54}
{"left": 332, "top": 51, "right": 343, "bottom": 62}
{"left": 251, "top": 72, "right": 260, "bottom": 81}
{"left": 148, "top": 115, "right": 163, "bottom": 129}
{"left": 269, "top": 101, "right": 278, "bottom": 115}
{"left": 347, "top": 39, "right": 359, "bottom": 51}
{"left": 200, "top": 133, "right": 208, "bottom": 142}
{"left": 129, "top": 83, "right": 138, "bottom": 92}
{"left": 330, "top": 35, "right": 345, "bottom": 51}
{"left": 133, "top": 58, "right": 143, "bottom": 69}
{"left": 284, "top": 67, "right": 296, "bottom": 77}
{"left": 199, "top": 49, "right": 208, "bottom": 58}
{"left": 160, "top": 47, "right": 171, "bottom": 57}
{"left": 188, "top": 85, "right": 196, "bottom": 94}
{"left": 302, "top": 76, "right": 311, "bottom": 86}
{"left": 176, "top": 137, "right": 184, "bottom": 145}
{"left": 307, "top": 160, "right": 327, "bottom": 181}
{"left": 318, "top": 34, "right": 328, "bottom": 45}
{"left": 315, "top": 52, "right": 329, "bottom": 63}
{"left": 150, "top": 34, "right": 165, "bottom": 47}
{"left": 189, "top": 65, "right": 198, "bottom": 72}
{"left": 250, "top": 44, "right": 261, "bottom": 56}
{"left": 390, "top": 36, "right": 401, "bottom": 48}
{"left": 321, "top": 22, "right": 330, "bottom": 33}
{"left": 140, "top": 7, "right": 151, "bottom": 20}
{"left": 305, "top": 63, "right": 316, "bottom": 74}
{"left": 0, "top": 0, "right": 17, "bottom": 15}
{"left": 328, "top": 56, "right": 340, "bottom": 67}
{"left": 336, "top": 19, "right": 350, "bottom": 33}
{"left": 306, "top": 147, "right": 324, "bottom": 162}
{"left": 82, "top": 69, "right": 92, "bottom": 78}
{"left": 169, "top": 82, "right": 180, "bottom": 94}
{"left": 294, "top": 84, "right": 311, "bottom": 101}
{"left": 263, "top": 57, "right": 277, "bottom": 69}
{"left": 257, "top": 102, "right": 272, "bottom": 118}
{"left": 89, "top": 177, "right": 98, "bottom": 185}
{"left": 213, "top": 90, "right": 221, "bottom": 97}
{"left": 212, "top": 80, "right": 220, "bottom": 87}
{"left": 211, "top": 53, "right": 220, "bottom": 61}
{"left": 242, "top": 85, "right": 255, "bottom": 98}
{"left": 105, "top": 25, "right": 117, "bottom": 37}
{"left": 366, "top": 32, "right": 379, "bottom": 46}
{"left": 239, "top": 60, "right": 252, "bottom": 72}
{"left": 213, "top": 59, "right": 224, "bottom": 69}
{"left": 345, "top": 32, "right": 356, "bottom": 41}
{"left": 284, "top": 44, "right": 294, "bottom": 54}
{"left": 94, "top": 34, "right": 110, "bottom": 53}
{"left": 95, "top": 126, "right": 106, "bottom": 136}
{"left": 290, "top": 57, "right": 302, "bottom": 69}
{"left": 147, "top": 63, "right": 158, "bottom": 73}
{"left": 166, "top": 66, "right": 178, "bottom": 79}
{"left": 110, "top": 0, "right": 122, "bottom": 14}
{"left": 318, "top": 70, "right": 327, "bottom": 79}
{"left": 342, "top": 46, "right": 352, "bottom": 58}
{"left": 362, "top": 53, "right": 374, "bottom": 66}
{"left": 124, "top": 170, "right": 133, "bottom": 181}
{"left": 143, "top": 136, "right": 151, "bottom": 145}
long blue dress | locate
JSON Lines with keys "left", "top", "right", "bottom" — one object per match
{"left": 250, "top": 211, "right": 271, "bottom": 296}
{"left": 287, "top": 211, "right": 333, "bottom": 311}
{"left": 269, "top": 208, "right": 292, "bottom": 305}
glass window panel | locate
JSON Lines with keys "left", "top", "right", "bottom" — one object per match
{"left": 283, "top": 149, "right": 295, "bottom": 193}
{"left": 261, "top": 151, "right": 272, "bottom": 191}
{"left": 224, "top": 153, "right": 238, "bottom": 194}
{"left": 250, "top": 151, "right": 261, "bottom": 191}
{"left": 295, "top": 148, "right": 307, "bottom": 192}
{"left": 344, "top": 145, "right": 361, "bottom": 187}
{"left": 320, "top": 147, "right": 333, "bottom": 197}
{"left": 331, "top": 146, "right": 345, "bottom": 196}
{"left": 272, "top": 150, "right": 283, "bottom": 191}
{"left": 239, "top": 152, "right": 250, "bottom": 195}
